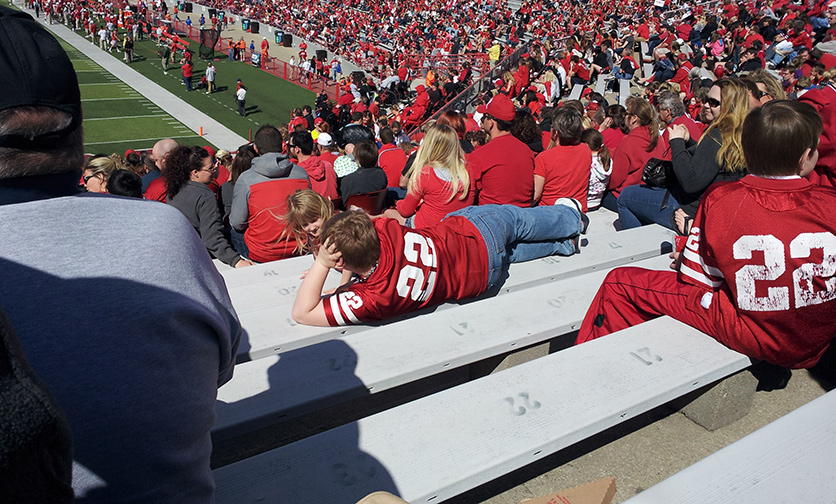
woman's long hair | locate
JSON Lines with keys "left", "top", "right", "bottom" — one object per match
{"left": 407, "top": 124, "right": 469, "bottom": 203}
{"left": 701, "top": 78, "right": 749, "bottom": 172}
{"left": 229, "top": 145, "right": 256, "bottom": 184}
{"left": 625, "top": 96, "right": 660, "bottom": 152}
{"left": 165, "top": 146, "right": 210, "bottom": 199}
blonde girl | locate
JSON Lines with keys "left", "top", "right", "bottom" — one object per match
{"left": 384, "top": 124, "right": 474, "bottom": 228}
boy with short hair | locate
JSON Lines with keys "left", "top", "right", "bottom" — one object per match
{"left": 339, "top": 140, "right": 388, "bottom": 206}
{"left": 291, "top": 201, "right": 588, "bottom": 326}
{"left": 576, "top": 100, "right": 836, "bottom": 369}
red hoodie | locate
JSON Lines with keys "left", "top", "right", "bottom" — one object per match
{"left": 297, "top": 156, "right": 339, "bottom": 200}
{"left": 608, "top": 125, "right": 669, "bottom": 197}
{"left": 798, "top": 84, "right": 836, "bottom": 188}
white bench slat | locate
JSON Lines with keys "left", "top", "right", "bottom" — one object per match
{"left": 643, "top": 63, "right": 653, "bottom": 80}
{"left": 232, "top": 225, "right": 672, "bottom": 361}
{"left": 641, "top": 41, "right": 651, "bottom": 62}
{"left": 594, "top": 74, "right": 608, "bottom": 95}
{"left": 619, "top": 79, "right": 631, "bottom": 106}
{"left": 221, "top": 255, "right": 315, "bottom": 289}
{"left": 568, "top": 84, "right": 583, "bottom": 101}
{"left": 624, "top": 390, "right": 836, "bottom": 503}
{"left": 213, "top": 254, "right": 673, "bottom": 440}
{"left": 213, "top": 317, "right": 752, "bottom": 504}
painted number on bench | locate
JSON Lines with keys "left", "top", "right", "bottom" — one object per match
{"left": 734, "top": 232, "right": 836, "bottom": 311}
{"left": 504, "top": 392, "right": 541, "bottom": 416}
{"left": 547, "top": 296, "right": 566, "bottom": 309}
{"left": 396, "top": 233, "right": 438, "bottom": 302}
{"left": 276, "top": 285, "right": 297, "bottom": 296}
{"left": 630, "top": 347, "right": 662, "bottom": 366}
{"left": 331, "top": 455, "right": 377, "bottom": 486}
{"left": 450, "top": 322, "right": 473, "bottom": 336}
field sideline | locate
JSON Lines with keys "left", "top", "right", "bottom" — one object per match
{"left": 3, "top": 0, "right": 317, "bottom": 153}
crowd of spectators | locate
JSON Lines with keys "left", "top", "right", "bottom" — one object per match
{"left": 7, "top": 0, "right": 836, "bottom": 501}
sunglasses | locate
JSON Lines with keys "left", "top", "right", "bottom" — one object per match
{"left": 83, "top": 174, "right": 99, "bottom": 183}
{"left": 705, "top": 98, "right": 721, "bottom": 108}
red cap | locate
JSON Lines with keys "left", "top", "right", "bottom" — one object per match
{"left": 678, "top": 53, "right": 688, "bottom": 61}
{"left": 416, "top": 84, "right": 425, "bottom": 93}
{"left": 203, "top": 145, "right": 215, "bottom": 158}
{"left": 476, "top": 94, "right": 516, "bottom": 122}
{"left": 714, "top": 66, "right": 725, "bottom": 78}
{"left": 587, "top": 102, "right": 600, "bottom": 111}
{"left": 314, "top": 117, "right": 324, "bottom": 125}
{"left": 124, "top": 149, "right": 137, "bottom": 158}
{"left": 582, "top": 88, "right": 592, "bottom": 98}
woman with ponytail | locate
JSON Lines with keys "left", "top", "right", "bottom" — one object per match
{"left": 601, "top": 96, "right": 668, "bottom": 211}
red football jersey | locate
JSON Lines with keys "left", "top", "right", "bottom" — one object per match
{"left": 323, "top": 217, "right": 489, "bottom": 326}
{"left": 679, "top": 175, "right": 836, "bottom": 368}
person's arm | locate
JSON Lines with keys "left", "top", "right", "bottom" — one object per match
{"left": 396, "top": 189, "right": 421, "bottom": 217}
{"left": 195, "top": 189, "right": 248, "bottom": 267}
{"left": 291, "top": 240, "right": 340, "bottom": 326}
{"left": 229, "top": 176, "right": 250, "bottom": 231}
{"left": 533, "top": 174, "right": 545, "bottom": 205}
{"left": 670, "top": 128, "right": 723, "bottom": 195}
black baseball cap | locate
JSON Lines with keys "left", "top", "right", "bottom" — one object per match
{"left": 0, "top": 6, "right": 81, "bottom": 148}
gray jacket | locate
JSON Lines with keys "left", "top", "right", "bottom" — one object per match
{"left": 229, "top": 153, "right": 309, "bottom": 231}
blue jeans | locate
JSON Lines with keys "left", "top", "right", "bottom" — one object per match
{"left": 447, "top": 204, "right": 582, "bottom": 288}
{"left": 616, "top": 185, "right": 679, "bottom": 230}
{"left": 230, "top": 228, "right": 250, "bottom": 259}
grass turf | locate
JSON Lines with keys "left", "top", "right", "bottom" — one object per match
{"left": 3, "top": 0, "right": 317, "bottom": 153}
{"left": 60, "top": 40, "right": 207, "bottom": 154}
{"left": 122, "top": 35, "right": 317, "bottom": 142}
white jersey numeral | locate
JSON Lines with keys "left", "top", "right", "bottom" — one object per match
{"left": 396, "top": 233, "right": 438, "bottom": 302}
{"left": 734, "top": 235, "right": 789, "bottom": 311}
{"left": 733, "top": 232, "right": 836, "bottom": 311}
{"left": 790, "top": 232, "right": 836, "bottom": 308}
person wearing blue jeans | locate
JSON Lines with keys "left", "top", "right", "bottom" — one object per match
{"left": 447, "top": 200, "right": 588, "bottom": 287}
{"left": 290, "top": 199, "right": 588, "bottom": 326}
{"left": 616, "top": 184, "right": 679, "bottom": 230}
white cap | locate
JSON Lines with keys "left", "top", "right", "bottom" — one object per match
{"left": 317, "top": 132, "right": 333, "bottom": 146}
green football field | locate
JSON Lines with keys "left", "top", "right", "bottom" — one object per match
{"left": 63, "top": 41, "right": 206, "bottom": 154}
{"left": 3, "top": 0, "right": 316, "bottom": 154}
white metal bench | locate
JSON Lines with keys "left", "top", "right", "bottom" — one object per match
{"left": 213, "top": 254, "right": 673, "bottom": 441}
{"left": 619, "top": 78, "right": 631, "bottom": 105}
{"left": 623, "top": 389, "right": 836, "bottom": 503}
{"left": 213, "top": 316, "right": 752, "bottom": 504}
{"left": 594, "top": 73, "right": 609, "bottom": 95}
{"left": 568, "top": 83, "right": 584, "bottom": 101}
{"left": 227, "top": 224, "right": 672, "bottom": 362}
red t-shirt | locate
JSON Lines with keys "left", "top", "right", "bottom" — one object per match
{"left": 144, "top": 177, "right": 167, "bottom": 202}
{"left": 601, "top": 127, "right": 625, "bottom": 152}
{"left": 679, "top": 175, "right": 836, "bottom": 368}
{"left": 323, "top": 217, "right": 489, "bottom": 325}
{"left": 396, "top": 166, "right": 475, "bottom": 228}
{"left": 468, "top": 134, "right": 535, "bottom": 207}
{"left": 534, "top": 143, "right": 592, "bottom": 210}
{"left": 377, "top": 143, "right": 408, "bottom": 187}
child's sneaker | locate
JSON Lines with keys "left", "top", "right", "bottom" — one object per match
{"left": 554, "top": 197, "right": 589, "bottom": 234}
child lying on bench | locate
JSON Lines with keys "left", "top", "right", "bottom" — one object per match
{"left": 291, "top": 201, "right": 588, "bottom": 326}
